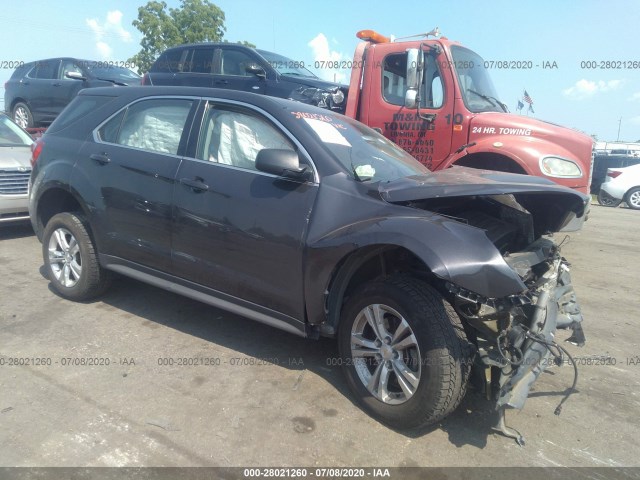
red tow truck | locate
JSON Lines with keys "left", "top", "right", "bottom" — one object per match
{"left": 343, "top": 29, "right": 594, "bottom": 193}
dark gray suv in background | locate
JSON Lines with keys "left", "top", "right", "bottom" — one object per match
{"left": 4, "top": 58, "right": 139, "bottom": 129}
{"left": 29, "top": 86, "right": 587, "bottom": 442}
{"left": 143, "top": 43, "right": 347, "bottom": 113}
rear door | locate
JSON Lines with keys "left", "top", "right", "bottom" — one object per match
{"left": 171, "top": 100, "right": 317, "bottom": 321}
{"left": 173, "top": 47, "right": 216, "bottom": 87}
{"left": 27, "top": 59, "right": 61, "bottom": 123}
{"left": 77, "top": 97, "right": 198, "bottom": 272}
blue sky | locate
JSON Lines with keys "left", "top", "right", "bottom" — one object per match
{"left": 1, "top": 0, "right": 639, "bottom": 141}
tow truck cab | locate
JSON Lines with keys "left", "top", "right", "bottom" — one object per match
{"left": 345, "top": 29, "right": 594, "bottom": 194}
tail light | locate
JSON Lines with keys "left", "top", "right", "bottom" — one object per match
{"left": 30, "top": 139, "right": 44, "bottom": 167}
{"left": 607, "top": 170, "right": 622, "bottom": 179}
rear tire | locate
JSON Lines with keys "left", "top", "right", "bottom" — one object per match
{"left": 337, "top": 275, "right": 472, "bottom": 430}
{"left": 42, "top": 212, "right": 110, "bottom": 301}
{"left": 13, "top": 102, "right": 33, "bottom": 129}
{"left": 597, "top": 189, "right": 621, "bottom": 207}
{"left": 625, "top": 187, "right": 640, "bottom": 210}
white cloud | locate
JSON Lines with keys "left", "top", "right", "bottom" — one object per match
{"left": 630, "top": 116, "right": 640, "bottom": 125}
{"left": 628, "top": 92, "right": 640, "bottom": 102}
{"left": 86, "top": 10, "right": 132, "bottom": 59}
{"left": 308, "top": 33, "right": 348, "bottom": 84}
{"left": 96, "top": 42, "right": 113, "bottom": 59}
{"left": 562, "top": 79, "right": 625, "bottom": 99}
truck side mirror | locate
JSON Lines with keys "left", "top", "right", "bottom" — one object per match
{"left": 405, "top": 48, "right": 422, "bottom": 109}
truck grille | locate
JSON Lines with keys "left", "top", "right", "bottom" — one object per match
{"left": 0, "top": 168, "right": 31, "bottom": 195}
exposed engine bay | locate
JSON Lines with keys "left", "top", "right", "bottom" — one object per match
{"left": 412, "top": 193, "right": 586, "bottom": 445}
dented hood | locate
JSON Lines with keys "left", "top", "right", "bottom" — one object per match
{"left": 379, "top": 166, "right": 589, "bottom": 232}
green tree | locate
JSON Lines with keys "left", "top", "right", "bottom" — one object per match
{"left": 129, "top": 0, "right": 253, "bottom": 73}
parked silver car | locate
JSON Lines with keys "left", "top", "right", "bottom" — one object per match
{"left": 0, "top": 113, "right": 33, "bottom": 223}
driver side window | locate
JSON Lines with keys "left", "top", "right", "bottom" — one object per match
{"left": 197, "top": 104, "right": 294, "bottom": 171}
{"left": 382, "top": 52, "right": 444, "bottom": 109}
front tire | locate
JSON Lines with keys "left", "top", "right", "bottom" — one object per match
{"left": 338, "top": 276, "right": 472, "bottom": 430}
{"left": 625, "top": 187, "right": 640, "bottom": 210}
{"left": 597, "top": 189, "right": 621, "bottom": 207}
{"left": 13, "top": 102, "right": 33, "bottom": 129}
{"left": 42, "top": 212, "right": 110, "bottom": 301}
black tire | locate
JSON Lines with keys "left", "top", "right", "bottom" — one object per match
{"left": 624, "top": 187, "right": 640, "bottom": 210}
{"left": 338, "top": 275, "right": 472, "bottom": 430}
{"left": 597, "top": 189, "right": 621, "bottom": 207}
{"left": 42, "top": 212, "right": 110, "bottom": 301}
{"left": 12, "top": 102, "right": 33, "bottom": 129}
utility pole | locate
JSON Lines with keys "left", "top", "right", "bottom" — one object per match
{"left": 617, "top": 117, "right": 622, "bottom": 141}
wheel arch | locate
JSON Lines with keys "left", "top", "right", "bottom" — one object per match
{"left": 320, "top": 244, "right": 438, "bottom": 336}
{"left": 34, "top": 187, "right": 89, "bottom": 240}
{"left": 453, "top": 152, "right": 527, "bottom": 174}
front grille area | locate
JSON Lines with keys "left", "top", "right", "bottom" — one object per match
{"left": 0, "top": 168, "right": 31, "bottom": 195}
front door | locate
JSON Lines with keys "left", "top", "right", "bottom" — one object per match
{"left": 172, "top": 101, "right": 317, "bottom": 321}
{"left": 361, "top": 43, "right": 454, "bottom": 170}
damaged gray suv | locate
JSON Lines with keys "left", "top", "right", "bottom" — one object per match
{"left": 29, "top": 87, "right": 588, "bottom": 442}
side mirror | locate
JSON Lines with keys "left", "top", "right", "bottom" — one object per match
{"left": 256, "top": 149, "right": 307, "bottom": 178}
{"left": 245, "top": 63, "right": 266, "bottom": 78}
{"left": 404, "top": 48, "right": 423, "bottom": 109}
{"left": 65, "top": 71, "right": 86, "bottom": 81}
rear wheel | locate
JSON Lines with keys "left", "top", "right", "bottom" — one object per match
{"left": 625, "top": 187, "right": 640, "bottom": 210}
{"left": 338, "top": 275, "right": 472, "bottom": 430}
{"left": 42, "top": 212, "right": 110, "bottom": 300}
{"left": 13, "top": 102, "right": 33, "bottom": 129}
{"left": 597, "top": 189, "right": 622, "bottom": 207}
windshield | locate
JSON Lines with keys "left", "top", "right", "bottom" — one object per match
{"left": 451, "top": 46, "right": 503, "bottom": 113}
{"left": 294, "top": 111, "right": 429, "bottom": 182}
{"left": 85, "top": 65, "right": 140, "bottom": 83}
{"left": 258, "top": 50, "right": 317, "bottom": 78}
{"left": 0, "top": 115, "right": 33, "bottom": 146}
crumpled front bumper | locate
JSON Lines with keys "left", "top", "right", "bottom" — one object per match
{"left": 450, "top": 237, "right": 585, "bottom": 411}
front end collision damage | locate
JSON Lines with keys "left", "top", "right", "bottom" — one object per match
{"left": 307, "top": 169, "right": 588, "bottom": 443}
{"left": 289, "top": 85, "right": 348, "bottom": 113}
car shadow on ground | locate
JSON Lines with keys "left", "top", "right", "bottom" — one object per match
{"left": 44, "top": 272, "right": 515, "bottom": 448}
{"left": 0, "top": 222, "right": 34, "bottom": 240}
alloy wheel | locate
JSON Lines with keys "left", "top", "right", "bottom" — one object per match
{"left": 48, "top": 227, "right": 82, "bottom": 288}
{"left": 350, "top": 303, "right": 421, "bottom": 405}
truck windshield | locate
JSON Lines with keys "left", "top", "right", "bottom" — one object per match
{"left": 294, "top": 111, "right": 429, "bottom": 182}
{"left": 451, "top": 46, "right": 504, "bottom": 113}
{"left": 258, "top": 50, "right": 317, "bottom": 78}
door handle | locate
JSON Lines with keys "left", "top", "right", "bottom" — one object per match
{"left": 215, "top": 80, "right": 228, "bottom": 85}
{"left": 180, "top": 177, "right": 209, "bottom": 192}
{"left": 52, "top": 82, "right": 61, "bottom": 87}
{"left": 90, "top": 153, "right": 110, "bottom": 165}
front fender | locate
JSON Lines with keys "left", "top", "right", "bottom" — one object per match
{"left": 303, "top": 214, "right": 525, "bottom": 326}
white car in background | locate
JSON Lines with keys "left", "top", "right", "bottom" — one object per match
{"left": 0, "top": 112, "right": 33, "bottom": 223}
{"left": 598, "top": 164, "right": 640, "bottom": 209}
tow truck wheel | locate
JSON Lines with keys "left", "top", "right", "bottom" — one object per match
{"left": 625, "top": 187, "right": 640, "bottom": 210}
{"left": 338, "top": 275, "right": 472, "bottom": 430}
{"left": 597, "top": 189, "right": 622, "bottom": 207}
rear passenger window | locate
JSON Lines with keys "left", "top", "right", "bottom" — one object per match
{"left": 152, "top": 49, "right": 185, "bottom": 73}
{"left": 100, "top": 99, "right": 193, "bottom": 155}
{"left": 196, "top": 103, "right": 294, "bottom": 170}
{"left": 185, "top": 48, "right": 215, "bottom": 74}
{"left": 32, "top": 60, "right": 58, "bottom": 79}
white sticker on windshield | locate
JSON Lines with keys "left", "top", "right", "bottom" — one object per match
{"left": 303, "top": 118, "right": 351, "bottom": 147}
